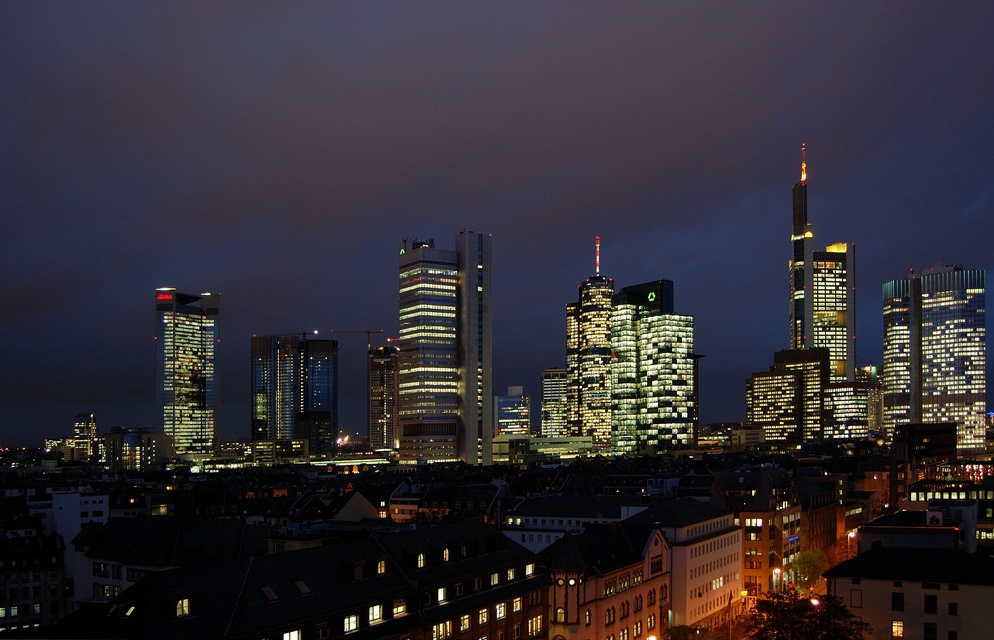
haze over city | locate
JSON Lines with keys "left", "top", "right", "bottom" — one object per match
{"left": 2, "top": 3, "right": 993, "bottom": 447}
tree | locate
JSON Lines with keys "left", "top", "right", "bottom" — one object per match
{"left": 744, "top": 591, "right": 871, "bottom": 640}
{"left": 793, "top": 549, "right": 829, "bottom": 591}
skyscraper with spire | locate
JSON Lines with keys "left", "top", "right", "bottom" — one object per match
{"left": 566, "top": 237, "right": 614, "bottom": 446}
{"left": 788, "top": 144, "right": 856, "bottom": 383}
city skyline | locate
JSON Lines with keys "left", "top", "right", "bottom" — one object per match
{"left": 2, "top": 4, "right": 994, "bottom": 446}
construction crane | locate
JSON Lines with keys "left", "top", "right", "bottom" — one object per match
{"left": 328, "top": 329, "right": 385, "bottom": 350}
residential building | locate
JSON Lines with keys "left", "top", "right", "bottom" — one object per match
{"left": 566, "top": 237, "right": 614, "bottom": 446}
{"left": 882, "top": 266, "right": 986, "bottom": 452}
{"left": 610, "top": 280, "right": 695, "bottom": 454}
{"left": 890, "top": 423, "right": 958, "bottom": 506}
{"left": 397, "top": 232, "right": 492, "bottom": 465}
{"left": 503, "top": 495, "right": 649, "bottom": 553}
{"left": 541, "top": 367, "right": 568, "bottom": 437}
{"left": 368, "top": 344, "right": 400, "bottom": 451}
{"left": 155, "top": 288, "right": 219, "bottom": 458}
{"left": 711, "top": 468, "right": 801, "bottom": 599}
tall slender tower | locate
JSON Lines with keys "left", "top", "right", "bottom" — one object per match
{"left": 397, "top": 231, "right": 492, "bottom": 465}
{"left": 540, "top": 367, "right": 568, "bottom": 437}
{"left": 368, "top": 344, "right": 400, "bottom": 451}
{"left": 155, "top": 288, "right": 218, "bottom": 458}
{"left": 882, "top": 266, "right": 986, "bottom": 452}
{"left": 566, "top": 237, "right": 614, "bottom": 446}
{"left": 788, "top": 145, "right": 856, "bottom": 382}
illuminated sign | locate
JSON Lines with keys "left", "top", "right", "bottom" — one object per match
{"left": 647, "top": 292, "right": 656, "bottom": 302}
{"left": 156, "top": 293, "right": 173, "bottom": 301}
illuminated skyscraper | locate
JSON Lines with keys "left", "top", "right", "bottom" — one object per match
{"left": 882, "top": 266, "right": 986, "bottom": 452}
{"left": 566, "top": 237, "right": 614, "bottom": 446}
{"left": 72, "top": 412, "right": 97, "bottom": 457}
{"left": 788, "top": 145, "right": 856, "bottom": 382}
{"left": 540, "top": 367, "right": 568, "bottom": 437}
{"left": 155, "top": 288, "right": 218, "bottom": 458}
{"left": 368, "top": 344, "right": 400, "bottom": 451}
{"left": 610, "top": 280, "right": 695, "bottom": 453}
{"left": 397, "top": 231, "right": 492, "bottom": 465}
{"left": 250, "top": 334, "right": 338, "bottom": 454}
{"left": 746, "top": 348, "right": 829, "bottom": 446}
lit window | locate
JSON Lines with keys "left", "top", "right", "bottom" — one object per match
{"left": 418, "top": 553, "right": 425, "bottom": 568}
{"left": 527, "top": 615, "right": 543, "bottom": 636}
{"left": 479, "top": 608, "right": 489, "bottom": 624}
{"left": 525, "top": 563, "right": 535, "bottom": 576}
{"left": 444, "top": 548, "right": 450, "bottom": 562}
{"left": 176, "top": 599, "right": 190, "bottom": 618}
{"left": 496, "top": 603, "right": 506, "bottom": 619}
{"left": 393, "top": 599, "right": 406, "bottom": 616}
{"left": 491, "top": 572, "right": 499, "bottom": 586}
{"left": 432, "top": 620, "right": 452, "bottom": 640}
{"left": 344, "top": 614, "right": 358, "bottom": 633}
{"left": 369, "top": 604, "right": 382, "bottom": 623}
{"left": 891, "top": 620, "right": 904, "bottom": 638}
{"left": 377, "top": 560, "right": 386, "bottom": 574}
{"left": 283, "top": 631, "right": 301, "bottom": 640}
{"left": 513, "top": 597, "right": 522, "bottom": 612}
{"left": 460, "top": 614, "right": 470, "bottom": 632}
{"left": 437, "top": 587, "right": 446, "bottom": 603}
{"left": 508, "top": 568, "right": 515, "bottom": 580}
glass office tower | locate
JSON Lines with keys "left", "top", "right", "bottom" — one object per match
{"left": 250, "top": 334, "right": 338, "bottom": 455}
{"left": 397, "top": 231, "right": 492, "bottom": 465}
{"left": 883, "top": 266, "right": 986, "bottom": 453}
{"left": 368, "top": 344, "right": 400, "bottom": 451}
{"left": 155, "top": 288, "right": 218, "bottom": 458}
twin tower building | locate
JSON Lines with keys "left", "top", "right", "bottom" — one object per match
{"left": 154, "top": 148, "right": 985, "bottom": 462}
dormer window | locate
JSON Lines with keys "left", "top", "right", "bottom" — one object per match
{"left": 417, "top": 553, "right": 425, "bottom": 568}
{"left": 443, "top": 548, "right": 450, "bottom": 562}
{"left": 377, "top": 559, "right": 386, "bottom": 575}
{"left": 176, "top": 598, "right": 190, "bottom": 618}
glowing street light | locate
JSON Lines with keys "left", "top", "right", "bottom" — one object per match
{"left": 773, "top": 567, "right": 782, "bottom": 593}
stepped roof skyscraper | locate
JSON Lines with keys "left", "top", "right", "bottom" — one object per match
{"left": 155, "top": 288, "right": 218, "bottom": 458}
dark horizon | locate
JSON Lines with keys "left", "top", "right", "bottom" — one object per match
{"left": 2, "top": 4, "right": 993, "bottom": 447}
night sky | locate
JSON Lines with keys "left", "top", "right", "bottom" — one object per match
{"left": 3, "top": 3, "right": 994, "bottom": 447}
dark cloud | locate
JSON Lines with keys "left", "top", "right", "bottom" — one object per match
{"left": 2, "top": 3, "right": 993, "bottom": 445}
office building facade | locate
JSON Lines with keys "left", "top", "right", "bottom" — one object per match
{"left": 882, "top": 267, "right": 986, "bottom": 452}
{"left": 788, "top": 146, "right": 856, "bottom": 383}
{"left": 566, "top": 238, "right": 614, "bottom": 446}
{"left": 495, "top": 386, "right": 531, "bottom": 435}
{"left": 368, "top": 344, "right": 400, "bottom": 451}
{"left": 540, "top": 367, "right": 568, "bottom": 437}
{"left": 746, "top": 348, "right": 829, "bottom": 446}
{"left": 155, "top": 288, "right": 219, "bottom": 458}
{"left": 397, "top": 231, "right": 492, "bottom": 465}
{"left": 250, "top": 334, "right": 339, "bottom": 454}
{"left": 610, "top": 280, "right": 695, "bottom": 454}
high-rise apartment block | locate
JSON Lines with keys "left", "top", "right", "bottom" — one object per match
{"left": 250, "top": 334, "right": 338, "bottom": 454}
{"left": 397, "top": 231, "right": 492, "bottom": 465}
{"left": 540, "top": 367, "right": 568, "bottom": 437}
{"left": 494, "top": 386, "right": 531, "bottom": 435}
{"left": 155, "top": 288, "right": 218, "bottom": 458}
{"left": 368, "top": 344, "right": 400, "bottom": 451}
{"left": 610, "top": 280, "right": 695, "bottom": 453}
{"left": 788, "top": 146, "right": 856, "bottom": 383}
{"left": 882, "top": 266, "right": 986, "bottom": 452}
{"left": 565, "top": 238, "right": 614, "bottom": 446}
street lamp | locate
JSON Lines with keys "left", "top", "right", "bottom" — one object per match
{"left": 847, "top": 530, "right": 857, "bottom": 558}
{"left": 773, "top": 568, "right": 782, "bottom": 594}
